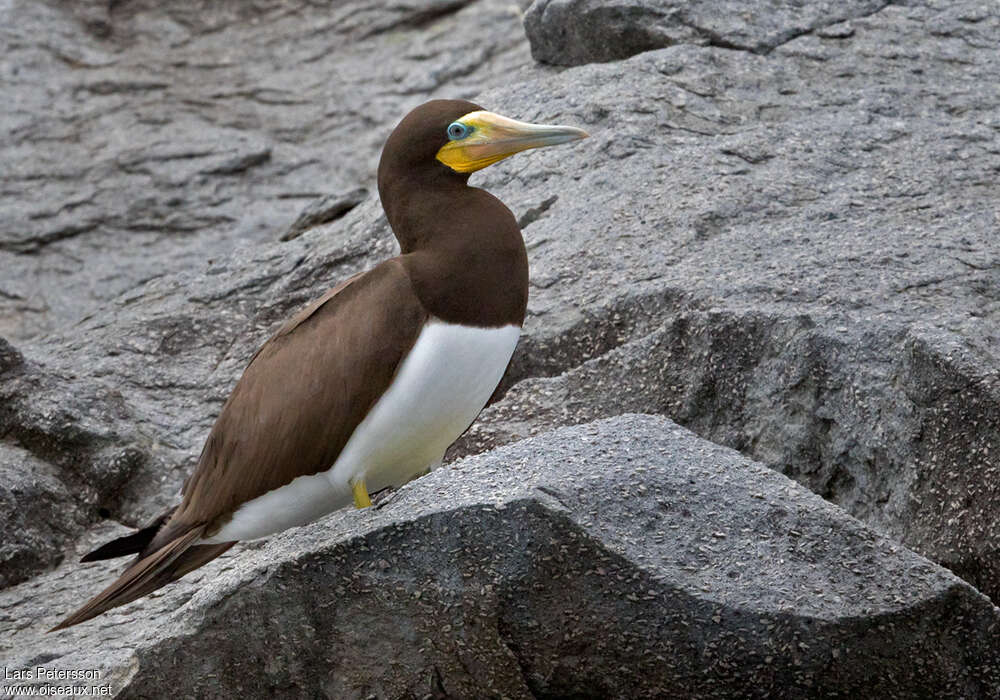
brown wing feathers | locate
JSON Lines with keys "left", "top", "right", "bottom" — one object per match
{"left": 176, "top": 259, "right": 426, "bottom": 534}
{"left": 50, "top": 528, "right": 235, "bottom": 631}
{"left": 51, "top": 260, "right": 427, "bottom": 630}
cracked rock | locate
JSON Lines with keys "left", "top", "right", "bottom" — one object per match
{"left": 523, "top": 0, "right": 889, "bottom": 65}
{"left": 281, "top": 188, "right": 370, "bottom": 242}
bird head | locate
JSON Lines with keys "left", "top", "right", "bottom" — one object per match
{"left": 378, "top": 99, "right": 589, "bottom": 184}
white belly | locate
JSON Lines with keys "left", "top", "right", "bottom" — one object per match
{"left": 205, "top": 320, "right": 520, "bottom": 543}
{"left": 329, "top": 320, "right": 521, "bottom": 491}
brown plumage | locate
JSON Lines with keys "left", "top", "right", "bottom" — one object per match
{"left": 51, "top": 99, "right": 587, "bottom": 631}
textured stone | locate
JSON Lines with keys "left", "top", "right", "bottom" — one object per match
{"left": 0, "top": 446, "right": 85, "bottom": 589}
{"left": 5, "top": 416, "right": 998, "bottom": 698}
{"left": 523, "top": 0, "right": 888, "bottom": 65}
{"left": 464, "top": 0, "right": 1000, "bottom": 600}
{"left": 1, "top": 0, "right": 999, "bottom": 693}
{"left": 280, "top": 188, "right": 369, "bottom": 242}
{"left": 0, "top": 0, "right": 533, "bottom": 341}
{"left": 0, "top": 339, "right": 149, "bottom": 586}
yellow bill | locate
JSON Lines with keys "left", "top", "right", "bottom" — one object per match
{"left": 436, "top": 110, "right": 589, "bottom": 174}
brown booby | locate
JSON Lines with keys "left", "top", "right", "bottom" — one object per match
{"left": 51, "top": 99, "right": 587, "bottom": 630}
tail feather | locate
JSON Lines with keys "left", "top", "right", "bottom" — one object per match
{"left": 50, "top": 527, "right": 235, "bottom": 632}
{"left": 80, "top": 507, "right": 176, "bottom": 562}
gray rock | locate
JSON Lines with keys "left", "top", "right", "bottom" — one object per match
{"left": 466, "top": 0, "right": 1000, "bottom": 600}
{"left": 1, "top": 0, "right": 999, "bottom": 691}
{"left": 0, "top": 337, "right": 153, "bottom": 586}
{"left": 458, "top": 309, "right": 1000, "bottom": 601}
{"left": 0, "top": 446, "right": 86, "bottom": 589}
{"left": 0, "top": 337, "right": 23, "bottom": 374}
{"left": 523, "top": 0, "right": 887, "bottom": 65}
{"left": 280, "top": 188, "right": 369, "bottom": 241}
{"left": 5, "top": 416, "right": 997, "bottom": 698}
{"left": 0, "top": 0, "right": 533, "bottom": 341}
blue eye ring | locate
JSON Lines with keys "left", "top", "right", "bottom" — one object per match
{"left": 447, "top": 121, "right": 471, "bottom": 140}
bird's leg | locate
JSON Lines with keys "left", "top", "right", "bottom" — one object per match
{"left": 351, "top": 479, "right": 372, "bottom": 509}
{"left": 371, "top": 486, "right": 398, "bottom": 509}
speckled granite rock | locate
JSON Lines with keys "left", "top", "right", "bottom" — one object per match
{"left": 5, "top": 416, "right": 998, "bottom": 698}
{"left": 0, "top": 338, "right": 147, "bottom": 587}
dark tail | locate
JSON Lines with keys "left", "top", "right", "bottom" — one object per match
{"left": 49, "top": 527, "right": 235, "bottom": 632}
{"left": 80, "top": 507, "right": 176, "bottom": 562}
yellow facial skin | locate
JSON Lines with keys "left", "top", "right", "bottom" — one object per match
{"left": 436, "top": 110, "right": 589, "bottom": 174}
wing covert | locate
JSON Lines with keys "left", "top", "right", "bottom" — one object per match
{"left": 171, "top": 258, "right": 427, "bottom": 535}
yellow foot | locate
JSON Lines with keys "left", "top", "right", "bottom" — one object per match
{"left": 352, "top": 479, "right": 372, "bottom": 509}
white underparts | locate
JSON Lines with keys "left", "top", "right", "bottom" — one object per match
{"left": 204, "top": 320, "right": 521, "bottom": 543}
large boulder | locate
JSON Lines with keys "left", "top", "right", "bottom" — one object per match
{"left": 5, "top": 416, "right": 998, "bottom": 698}
{"left": 466, "top": 0, "right": 1000, "bottom": 600}
{"left": 523, "top": 0, "right": 887, "bottom": 64}
{"left": 0, "top": 337, "right": 147, "bottom": 587}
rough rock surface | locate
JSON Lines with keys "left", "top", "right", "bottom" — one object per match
{"left": 0, "top": 0, "right": 533, "bottom": 341}
{"left": 5, "top": 416, "right": 999, "bottom": 698}
{"left": 465, "top": 0, "right": 1000, "bottom": 601}
{"left": 1, "top": 0, "right": 999, "bottom": 693}
{"left": 524, "top": 0, "right": 888, "bottom": 64}
{"left": 0, "top": 339, "right": 143, "bottom": 587}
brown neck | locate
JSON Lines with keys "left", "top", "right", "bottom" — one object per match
{"left": 379, "top": 168, "right": 528, "bottom": 328}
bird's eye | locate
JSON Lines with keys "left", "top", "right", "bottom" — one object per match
{"left": 447, "top": 122, "right": 470, "bottom": 140}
